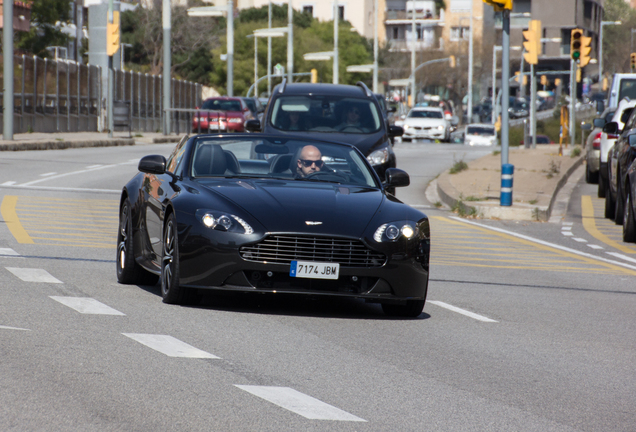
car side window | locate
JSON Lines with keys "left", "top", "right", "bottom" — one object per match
{"left": 625, "top": 107, "right": 636, "bottom": 131}
{"left": 166, "top": 135, "right": 188, "bottom": 174}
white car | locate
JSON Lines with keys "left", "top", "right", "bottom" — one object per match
{"left": 464, "top": 123, "right": 497, "bottom": 146}
{"left": 401, "top": 107, "right": 450, "bottom": 142}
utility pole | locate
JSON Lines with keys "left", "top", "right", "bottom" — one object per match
{"left": 333, "top": 1, "right": 339, "bottom": 84}
{"left": 3, "top": 0, "right": 13, "bottom": 140}
{"left": 410, "top": 3, "right": 416, "bottom": 106}
{"left": 227, "top": 0, "right": 234, "bottom": 96}
{"left": 287, "top": 2, "right": 293, "bottom": 82}
{"left": 162, "top": 0, "right": 171, "bottom": 134}
{"left": 268, "top": 1, "right": 272, "bottom": 96}
{"left": 373, "top": 0, "right": 378, "bottom": 93}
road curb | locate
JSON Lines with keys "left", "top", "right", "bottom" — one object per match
{"left": 0, "top": 139, "right": 135, "bottom": 152}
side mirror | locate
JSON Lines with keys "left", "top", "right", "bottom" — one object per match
{"left": 139, "top": 155, "right": 167, "bottom": 175}
{"left": 388, "top": 125, "right": 404, "bottom": 137}
{"left": 389, "top": 106, "right": 397, "bottom": 113}
{"left": 629, "top": 134, "right": 636, "bottom": 148}
{"left": 245, "top": 119, "right": 261, "bottom": 132}
{"left": 581, "top": 122, "right": 592, "bottom": 131}
{"left": 450, "top": 115, "right": 459, "bottom": 126}
{"left": 384, "top": 168, "right": 410, "bottom": 188}
{"left": 593, "top": 118, "right": 606, "bottom": 128}
{"left": 603, "top": 122, "right": 619, "bottom": 134}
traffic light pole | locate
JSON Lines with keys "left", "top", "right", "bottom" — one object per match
{"left": 570, "top": 59, "right": 575, "bottom": 147}
{"left": 108, "top": 0, "right": 115, "bottom": 138}
{"left": 501, "top": 10, "right": 510, "bottom": 165}
{"left": 3, "top": 0, "right": 13, "bottom": 140}
{"left": 531, "top": 63, "right": 537, "bottom": 148}
{"left": 163, "top": 0, "right": 171, "bottom": 134}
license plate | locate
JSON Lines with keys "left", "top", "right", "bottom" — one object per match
{"left": 289, "top": 261, "right": 339, "bottom": 280}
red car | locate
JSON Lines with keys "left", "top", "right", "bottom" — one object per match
{"left": 192, "top": 97, "right": 252, "bottom": 133}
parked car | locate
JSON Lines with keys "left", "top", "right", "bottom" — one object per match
{"left": 598, "top": 98, "right": 636, "bottom": 201}
{"left": 192, "top": 97, "right": 253, "bottom": 133}
{"left": 623, "top": 158, "right": 636, "bottom": 242}
{"left": 401, "top": 107, "right": 451, "bottom": 142}
{"left": 244, "top": 81, "right": 403, "bottom": 182}
{"left": 241, "top": 97, "right": 265, "bottom": 122}
{"left": 464, "top": 123, "right": 497, "bottom": 146}
{"left": 606, "top": 107, "right": 636, "bottom": 225}
{"left": 607, "top": 73, "right": 636, "bottom": 108}
{"left": 116, "top": 133, "right": 430, "bottom": 317}
{"left": 585, "top": 107, "right": 616, "bottom": 184}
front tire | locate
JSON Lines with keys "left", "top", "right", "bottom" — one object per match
{"left": 381, "top": 300, "right": 425, "bottom": 318}
{"left": 605, "top": 183, "right": 615, "bottom": 220}
{"left": 161, "top": 213, "right": 194, "bottom": 305}
{"left": 117, "top": 199, "right": 159, "bottom": 286}
{"left": 623, "top": 192, "right": 636, "bottom": 242}
{"left": 615, "top": 180, "right": 624, "bottom": 225}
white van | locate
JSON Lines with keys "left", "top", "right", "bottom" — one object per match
{"left": 607, "top": 73, "right": 636, "bottom": 108}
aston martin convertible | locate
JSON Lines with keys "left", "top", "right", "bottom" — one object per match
{"left": 116, "top": 134, "right": 430, "bottom": 317}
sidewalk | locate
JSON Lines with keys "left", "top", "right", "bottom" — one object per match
{"left": 433, "top": 144, "right": 584, "bottom": 221}
{"left": 0, "top": 131, "right": 182, "bottom": 151}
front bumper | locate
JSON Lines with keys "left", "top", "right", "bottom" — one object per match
{"left": 192, "top": 120, "right": 244, "bottom": 133}
{"left": 403, "top": 128, "right": 445, "bottom": 140}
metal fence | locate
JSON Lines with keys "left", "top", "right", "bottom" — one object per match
{"left": 0, "top": 54, "right": 203, "bottom": 134}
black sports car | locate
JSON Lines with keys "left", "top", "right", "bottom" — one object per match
{"left": 117, "top": 134, "right": 430, "bottom": 317}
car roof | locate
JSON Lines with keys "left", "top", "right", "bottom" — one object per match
{"left": 274, "top": 83, "right": 374, "bottom": 99}
{"left": 205, "top": 96, "right": 243, "bottom": 102}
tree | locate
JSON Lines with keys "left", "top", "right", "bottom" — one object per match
{"left": 600, "top": 0, "right": 636, "bottom": 78}
{"left": 15, "top": 0, "right": 72, "bottom": 57}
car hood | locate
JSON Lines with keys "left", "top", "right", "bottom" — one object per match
{"left": 197, "top": 179, "right": 384, "bottom": 237}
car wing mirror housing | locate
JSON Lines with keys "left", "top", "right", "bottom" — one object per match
{"left": 603, "top": 122, "right": 619, "bottom": 134}
{"left": 388, "top": 125, "right": 404, "bottom": 137}
{"left": 384, "top": 168, "right": 410, "bottom": 188}
{"left": 139, "top": 155, "right": 167, "bottom": 175}
{"left": 593, "top": 118, "right": 606, "bottom": 128}
{"left": 245, "top": 119, "right": 261, "bottom": 132}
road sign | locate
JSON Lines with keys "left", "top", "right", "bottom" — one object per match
{"left": 274, "top": 64, "right": 285, "bottom": 77}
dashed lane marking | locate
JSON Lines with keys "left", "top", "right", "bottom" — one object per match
{"left": 122, "top": 334, "right": 220, "bottom": 359}
{"left": 234, "top": 385, "right": 366, "bottom": 422}
{"left": 5, "top": 267, "right": 62, "bottom": 283}
{"left": 0, "top": 248, "right": 19, "bottom": 256}
{"left": 428, "top": 301, "right": 498, "bottom": 322}
{"left": 0, "top": 325, "right": 30, "bottom": 331}
{"left": 50, "top": 297, "right": 125, "bottom": 315}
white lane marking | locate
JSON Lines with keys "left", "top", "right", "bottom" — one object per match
{"left": 1, "top": 185, "right": 121, "bottom": 194}
{"left": 122, "top": 334, "right": 220, "bottom": 359}
{"left": 562, "top": 222, "right": 574, "bottom": 226}
{"left": 562, "top": 231, "right": 574, "bottom": 236}
{"left": 0, "top": 248, "right": 19, "bottom": 256}
{"left": 561, "top": 226, "right": 572, "bottom": 231}
{"left": 411, "top": 204, "right": 433, "bottom": 209}
{"left": 39, "top": 172, "right": 57, "bottom": 177}
{"left": 50, "top": 297, "right": 125, "bottom": 315}
{"left": 0, "top": 325, "right": 30, "bottom": 331}
{"left": 449, "top": 216, "right": 636, "bottom": 271}
{"left": 1, "top": 181, "right": 17, "bottom": 186}
{"left": 428, "top": 301, "right": 498, "bottom": 323}
{"left": 19, "top": 164, "right": 117, "bottom": 186}
{"left": 606, "top": 252, "right": 636, "bottom": 264}
{"left": 6, "top": 267, "right": 62, "bottom": 283}
{"left": 234, "top": 386, "right": 366, "bottom": 422}
{"left": 587, "top": 244, "right": 604, "bottom": 250}
{"left": 572, "top": 238, "right": 588, "bottom": 242}
{"left": 86, "top": 165, "right": 102, "bottom": 169}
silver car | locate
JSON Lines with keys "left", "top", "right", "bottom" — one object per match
{"left": 585, "top": 107, "right": 616, "bottom": 184}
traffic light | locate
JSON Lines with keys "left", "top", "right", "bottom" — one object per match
{"left": 570, "top": 28, "right": 583, "bottom": 62}
{"left": 631, "top": 53, "right": 636, "bottom": 71}
{"left": 579, "top": 34, "right": 592, "bottom": 67}
{"left": 602, "top": 77, "right": 608, "bottom": 91}
{"left": 106, "top": 11, "right": 120, "bottom": 57}
{"left": 555, "top": 78, "right": 561, "bottom": 86}
{"left": 540, "top": 75, "right": 547, "bottom": 86}
{"left": 449, "top": 55, "right": 456, "bottom": 68}
{"left": 522, "top": 20, "right": 541, "bottom": 65}
{"left": 311, "top": 68, "right": 318, "bottom": 83}
{"left": 483, "top": 0, "right": 513, "bottom": 12}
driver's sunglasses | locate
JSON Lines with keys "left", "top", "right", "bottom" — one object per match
{"left": 299, "top": 159, "right": 324, "bottom": 168}
{"left": 350, "top": 109, "right": 360, "bottom": 115}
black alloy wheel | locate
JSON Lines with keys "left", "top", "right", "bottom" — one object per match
{"left": 615, "top": 180, "right": 624, "bottom": 225}
{"left": 623, "top": 192, "right": 636, "bottom": 242}
{"left": 381, "top": 300, "right": 426, "bottom": 318}
{"left": 161, "top": 213, "right": 194, "bottom": 305}
{"left": 117, "top": 199, "right": 159, "bottom": 286}
{"left": 605, "top": 183, "right": 616, "bottom": 220}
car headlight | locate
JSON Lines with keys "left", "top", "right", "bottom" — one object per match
{"left": 437, "top": 125, "right": 445, "bottom": 130}
{"left": 196, "top": 210, "right": 254, "bottom": 234}
{"left": 367, "top": 147, "right": 390, "bottom": 166}
{"left": 227, "top": 118, "right": 243, "bottom": 123}
{"left": 403, "top": 124, "right": 410, "bottom": 130}
{"left": 373, "top": 222, "right": 417, "bottom": 242}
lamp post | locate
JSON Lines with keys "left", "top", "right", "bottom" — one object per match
{"left": 410, "top": 1, "right": 416, "bottom": 106}
{"left": 373, "top": 0, "right": 379, "bottom": 93}
{"left": 187, "top": 2, "right": 234, "bottom": 96}
{"left": 288, "top": 1, "right": 293, "bottom": 82}
{"left": 250, "top": 27, "right": 287, "bottom": 97}
{"left": 600, "top": 20, "right": 621, "bottom": 83}
{"left": 333, "top": 0, "right": 339, "bottom": 84}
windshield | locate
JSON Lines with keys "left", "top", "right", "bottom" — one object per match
{"left": 201, "top": 99, "right": 242, "bottom": 112}
{"left": 243, "top": 99, "right": 257, "bottom": 113}
{"left": 619, "top": 79, "right": 636, "bottom": 102}
{"left": 466, "top": 127, "right": 495, "bottom": 136}
{"left": 270, "top": 95, "right": 382, "bottom": 134}
{"left": 408, "top": 110, "right": 443, "bottom": 119}
{"left": 190, "top": 137, "right": 379, "bottom": 188}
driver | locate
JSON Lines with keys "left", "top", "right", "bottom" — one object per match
{"left": 295, "top": 145, "right": 324, "bottom": 178}
{"left": 337, "top": 105, "right": 364, "bottom": 131}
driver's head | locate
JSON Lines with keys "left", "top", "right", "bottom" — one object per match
{"left": 346, "top": 105, "right": 361, "bottom": 124}
{"left": 297, "top": 145, "right": 323, "bottom": 177}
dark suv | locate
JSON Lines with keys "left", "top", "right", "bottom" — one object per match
{"left": 245, "top": 81, "right": 403, "bottom": 180}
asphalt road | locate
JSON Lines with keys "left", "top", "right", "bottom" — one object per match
{"left": 0, "top": 142, "right": 634, "bottom": 431}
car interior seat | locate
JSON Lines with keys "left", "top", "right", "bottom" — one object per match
{"left": 193, "top": 144, "right": 230, "bottom": 176}
{"left": 268, "top": 153, "right": 293, "bottom": 174}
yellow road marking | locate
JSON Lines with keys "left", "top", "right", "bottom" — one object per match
{"left": 581, "top": 195, "right": 635, "bottom": 254}
{"left": 431, "top": 216, "right": 636, "bottom": 276}
{"left": 1, "top": 196, "right": 34, "bottom": 244}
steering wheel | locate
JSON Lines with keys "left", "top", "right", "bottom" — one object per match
{"left": 305, "top": 170, "right": 349, "bottom": 182}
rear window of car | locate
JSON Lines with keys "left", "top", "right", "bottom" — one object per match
{"left": 466, "top": 126, "right": 495, "bottom": 136}
{"left": 619, "top": 80, "right": 636, "bottom": 102}
{"left": 409, "top": 110, "right": 443, "bottom": 119}
{"left": 202, "top": 99, "right": 242, "bottom": 112}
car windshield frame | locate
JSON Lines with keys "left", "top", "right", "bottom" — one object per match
{"left": 188, "top": 136, "right": 380, "bottom": 188}
{"left": 408, "top": 110, "right": 444, "bottom": 119}
{"left": 269, "top": 95, "right": 382, "bottom": 134}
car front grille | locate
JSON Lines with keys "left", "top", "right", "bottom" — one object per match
{"left": 239, "top": 235, "right": 386, "bottom": 268}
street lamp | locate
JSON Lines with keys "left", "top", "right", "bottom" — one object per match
{"left": 187, "top": 2, "right": 234, "bottom": 96}
{"left": 248, "top": 27, "right": 287, "bottom": 98}
{"left": 333, "top": 0, "right": 339, "bottom": 84}
{"left": 600, "top": 20, "right": 621, "bottom": 83}
{"left": 458, "top": 12, "right": 482, "bottom": 123}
